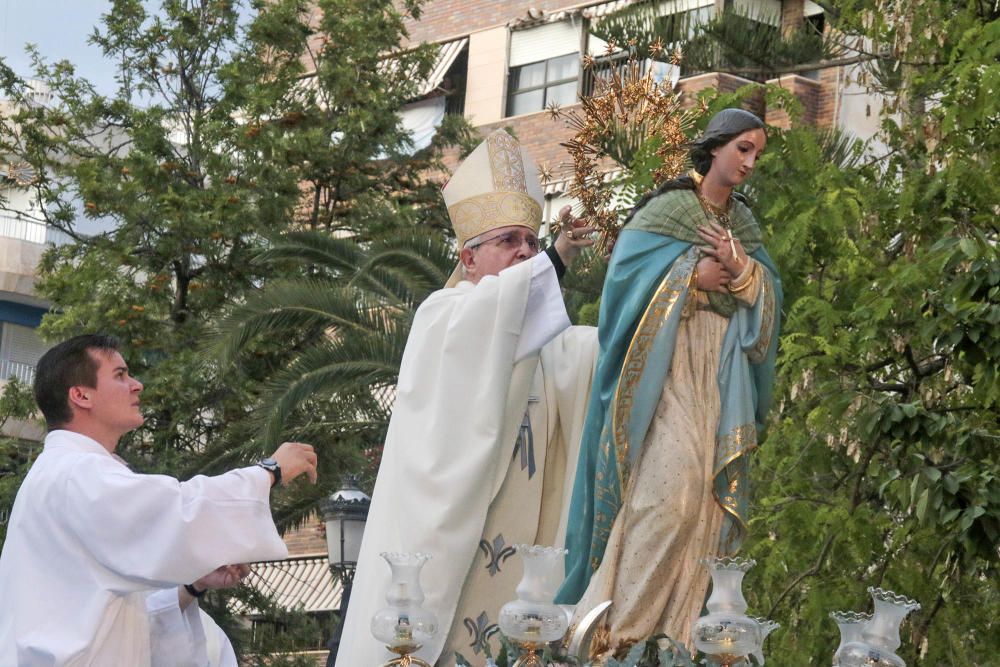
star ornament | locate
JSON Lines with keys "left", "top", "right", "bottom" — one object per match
{"left": 556, "top": 49, "right": 698, "bottom": 251}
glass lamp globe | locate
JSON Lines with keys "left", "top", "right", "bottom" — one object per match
{"left": 370, "top": 552, "right": 438, "bottom": 654}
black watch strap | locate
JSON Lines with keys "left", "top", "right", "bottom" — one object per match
{"left": 257, "top": 458, "right": 281, "bottom": 488}
{"left": 184, "top": 583, "right": 205, "bottom": 598}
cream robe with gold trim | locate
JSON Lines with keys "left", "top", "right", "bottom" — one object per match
{"left": 336, "top": 253, "right": 594, "bottom": 667}
{"left": 442, "top": 326, "right": 596, "bottom": 666}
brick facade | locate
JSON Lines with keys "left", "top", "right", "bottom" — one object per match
{"left": 282, "top": 513, "right": 329, "bottom": 556}
{"left": 765, "top": 74, "right": 822, "bottom": 128}
{"left": 440, "top": 70, "right": 769, "bottom": 181}
{"left": 780, "top": 0, "right": 804, "bottom": 36}
{"left": 405, "top": 0, "right": 847, "bottom": 187}
{"left": 404, "top": 0, "right": 582, "bottom": 45}
{"left": 815, "top": 64, "right": 841, "bottom": 128}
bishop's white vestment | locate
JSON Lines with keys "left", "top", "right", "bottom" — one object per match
{"left": 0, "top": 429, "right": 289, "bottom": 666}
{"left": 335, "top": 252, "right": 597, "bottom": 667}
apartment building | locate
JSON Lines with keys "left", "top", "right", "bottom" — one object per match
{"left": 397, "top": 0, "right": 883, "bottom": 225}
{"left": 0, "top": 174, "right": 52, "bottom": 394}
{"left": 0, "top": 88, "right": 65, "bottom": 441}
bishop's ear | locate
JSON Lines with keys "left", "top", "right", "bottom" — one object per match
{"left": 459, "top": 246, "right": 476, "bottom": 270}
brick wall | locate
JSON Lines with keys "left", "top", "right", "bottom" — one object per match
{"left": 765, "top": 74, "right": 821, "bottom": 128}
{"left": 404, "top": 0, "right": 584, "bottom": 45}
{"left": 439, "top": 70, "right": 767, "bottom": 183}
{"left": 677, "top": 72, "right": 764, "bottom": 113}
{"left": 414, "top": 1, "right": 857, "bottom": 203}
{"left": 815, "top": 64, "right": 841, "bottom": 128}
{"left": 780, "top": 0, "right": 804, "bottom": 36}
{"left": 283, "top": 513, "right": 329, "bottom": 556}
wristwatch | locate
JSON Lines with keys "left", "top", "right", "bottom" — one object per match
{"left": 256, "top": 458, "right": 282, "bottom": 488}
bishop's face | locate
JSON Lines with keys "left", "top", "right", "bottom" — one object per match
{"left": 459, "top": 225, "right": 540, "bottom": 284}
{"left": 84, "top": 350, "right": 145, "bottom": 437}
{"left": 708, "top": 128, "right": 767, "bottom": 187}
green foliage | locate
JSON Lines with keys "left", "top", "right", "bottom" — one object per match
{"left": 592, "top": 2, "right": 834, "bottom": 80}
{"left": 203, "top": 584, "right": 330, "bottom": 666}
{"left": 0, "top": 379, "right": 43, "bottom": 545}
{"left": 569, "top": 1, "right": 1000, "bottom": 664}
{"left": 722, "top": 2, "right": 1000, "bottom": 663}
{"left": 455, "top": 634, "right": 698, "bottom": 666}
{"left": 0, "top": 0, "right": 472, "bottom": 656}
{"left": 207, "top": 228, "right": 455, "bottom": 514}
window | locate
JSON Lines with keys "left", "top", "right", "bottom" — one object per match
{"left": 0, "top": 322, "right": 48, "bottom": 384}
{"left": 507, "top": 54, "right": 581, "bottom": 117}
{"left": 585, "top": 1, "right": 714, "bottom": 89}
{"left": 507, "top": 19, "right": 582, "bottom": 117}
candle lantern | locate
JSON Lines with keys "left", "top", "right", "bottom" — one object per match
{"left": 371, "top": 552, "right": 439, "bottom": 667}
{"left": 498, "top": 545, "right": 569, "bottom": 667}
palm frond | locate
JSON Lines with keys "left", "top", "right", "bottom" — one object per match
{"left": 360, "top": 235, "right": 456, "bottom": 304}
{"left": 210, "top": 228, "right": 455, "bottom": 449}
{"left": 208, "top": 279, "right": 393, "bottom": 365}
{"left": 255, "top": 231, "right": 367, "bottom": 276}
{"left": 818, "top": 126, "right": 865, "bottom": 169}
{"left": 260, "top": 330, "right": 408, "bottom": 446}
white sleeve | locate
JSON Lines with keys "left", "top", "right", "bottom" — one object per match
{"left": 200, "top": 609, "right": 239, "bottom": 667}
{"left": 147, "top": 588, "right": 208, "bottom": 667}
{"left": 61, "top": 464, "right": 288, "bottom": 591}
{"left": 514, "top": 252, "right": 571, "bottom": 361}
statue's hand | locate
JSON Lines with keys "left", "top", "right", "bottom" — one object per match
{"left": 695, "top": 256, "right": 732, "bottom": 293}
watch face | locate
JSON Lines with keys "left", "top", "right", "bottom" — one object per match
{"left": 259, "top": 458, "right": 278, "bottom": 468}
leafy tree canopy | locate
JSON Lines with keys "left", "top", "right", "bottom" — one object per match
{"left": 0, "top": 0, "right": 473, "bottom": 658}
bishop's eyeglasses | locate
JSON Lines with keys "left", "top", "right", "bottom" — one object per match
{"left": 466, "top": 229, "right": 540, "bottom": 253}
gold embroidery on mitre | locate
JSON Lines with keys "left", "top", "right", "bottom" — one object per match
{"left": 488, "top": 131, "right": 528, "bottom": 193}
{"left": 448, "top": 191, "right": 542, "bottom": 246}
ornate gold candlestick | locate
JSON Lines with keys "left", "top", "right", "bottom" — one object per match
{"left": 378, "top": 643, "right": 432, "bottom": 667}
{"left": 510, "top": 640, "right": 544, "bottom": 667}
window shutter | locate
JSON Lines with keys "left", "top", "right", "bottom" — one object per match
{"left": 2, "top": 324, "right": 48, "bottom": 366}
{"left": 509, "top": 21, "right": 581, "bottom": 68}
{"left": 733, "top": 0, "right": 782, "bottom": 25}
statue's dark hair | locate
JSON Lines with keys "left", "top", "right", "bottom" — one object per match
{"left": 622, "top": 110, "right": 765, "bottom": 227}
{"left": 34, "top": 334, "right": 121, "bottom": 429}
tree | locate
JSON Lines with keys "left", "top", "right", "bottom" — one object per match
{"left": 208, "top": 228, "right": 456, "bottom": 513}
{"left": 560, "top": 0, "right": 1000, "bottom": 662}
{"left": 736, "top": 2, "right": 1000, "bottom": 663}
{"left": 0, "top": 0, "right": 472, "bottom": 657}
{"left": 0, "top": 379, "right": 42, "bottom": 546}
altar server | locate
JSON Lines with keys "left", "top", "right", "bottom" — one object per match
{"left": 0, "top": 333, "right": 318, "bottom": 666}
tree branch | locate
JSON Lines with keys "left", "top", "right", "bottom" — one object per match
{"left": 766, "top": 532, "right": 836, "bottom": 618}
{"left": 721, "top": 53, "right": 881, "bottom": 77}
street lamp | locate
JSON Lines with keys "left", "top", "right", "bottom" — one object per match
{"left": 323, "top": 474, "right": 371, "bottom": 667}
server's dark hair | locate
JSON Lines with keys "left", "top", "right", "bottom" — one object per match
{"left": 33, "top": 334, "right": 121, "bottom": 429}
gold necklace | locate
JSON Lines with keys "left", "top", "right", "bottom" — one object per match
{"left": 689, "top": 170, "right": 733, "bottom": 227}
{"left": 692, "top": 177, "right": 738, "bottom": 258}
{"left": 695, "top": 185, "right": 732, "bottom": 229}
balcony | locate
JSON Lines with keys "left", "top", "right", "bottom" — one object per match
{"left": 0, "top": 358, "right": 35, "bottom": 384}
{"left": 0, "top": 214, "right": 71, "bottom": 246}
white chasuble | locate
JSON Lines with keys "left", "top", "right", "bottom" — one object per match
{"left": 335, "top": 253, "right": 580, "bottom": 667}
{"left": 0, "top": 430, "right": 289, "bottom": 666}
{"left": 442, "top": 325, "right": 597, "bottom": 666}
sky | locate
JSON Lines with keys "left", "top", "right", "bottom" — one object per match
{"left": 0, "top": 0, "right": 117, "bottom": 94}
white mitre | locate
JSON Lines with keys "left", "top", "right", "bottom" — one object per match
{"left": 442, "top": 129, "right": 544, "bottom": 287}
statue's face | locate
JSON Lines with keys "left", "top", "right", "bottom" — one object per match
{"left": 459, "top": 225, "right": 540, "bottom": 284}
{"left": 709, "top": 128, "right": 767, "bottom": 187}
